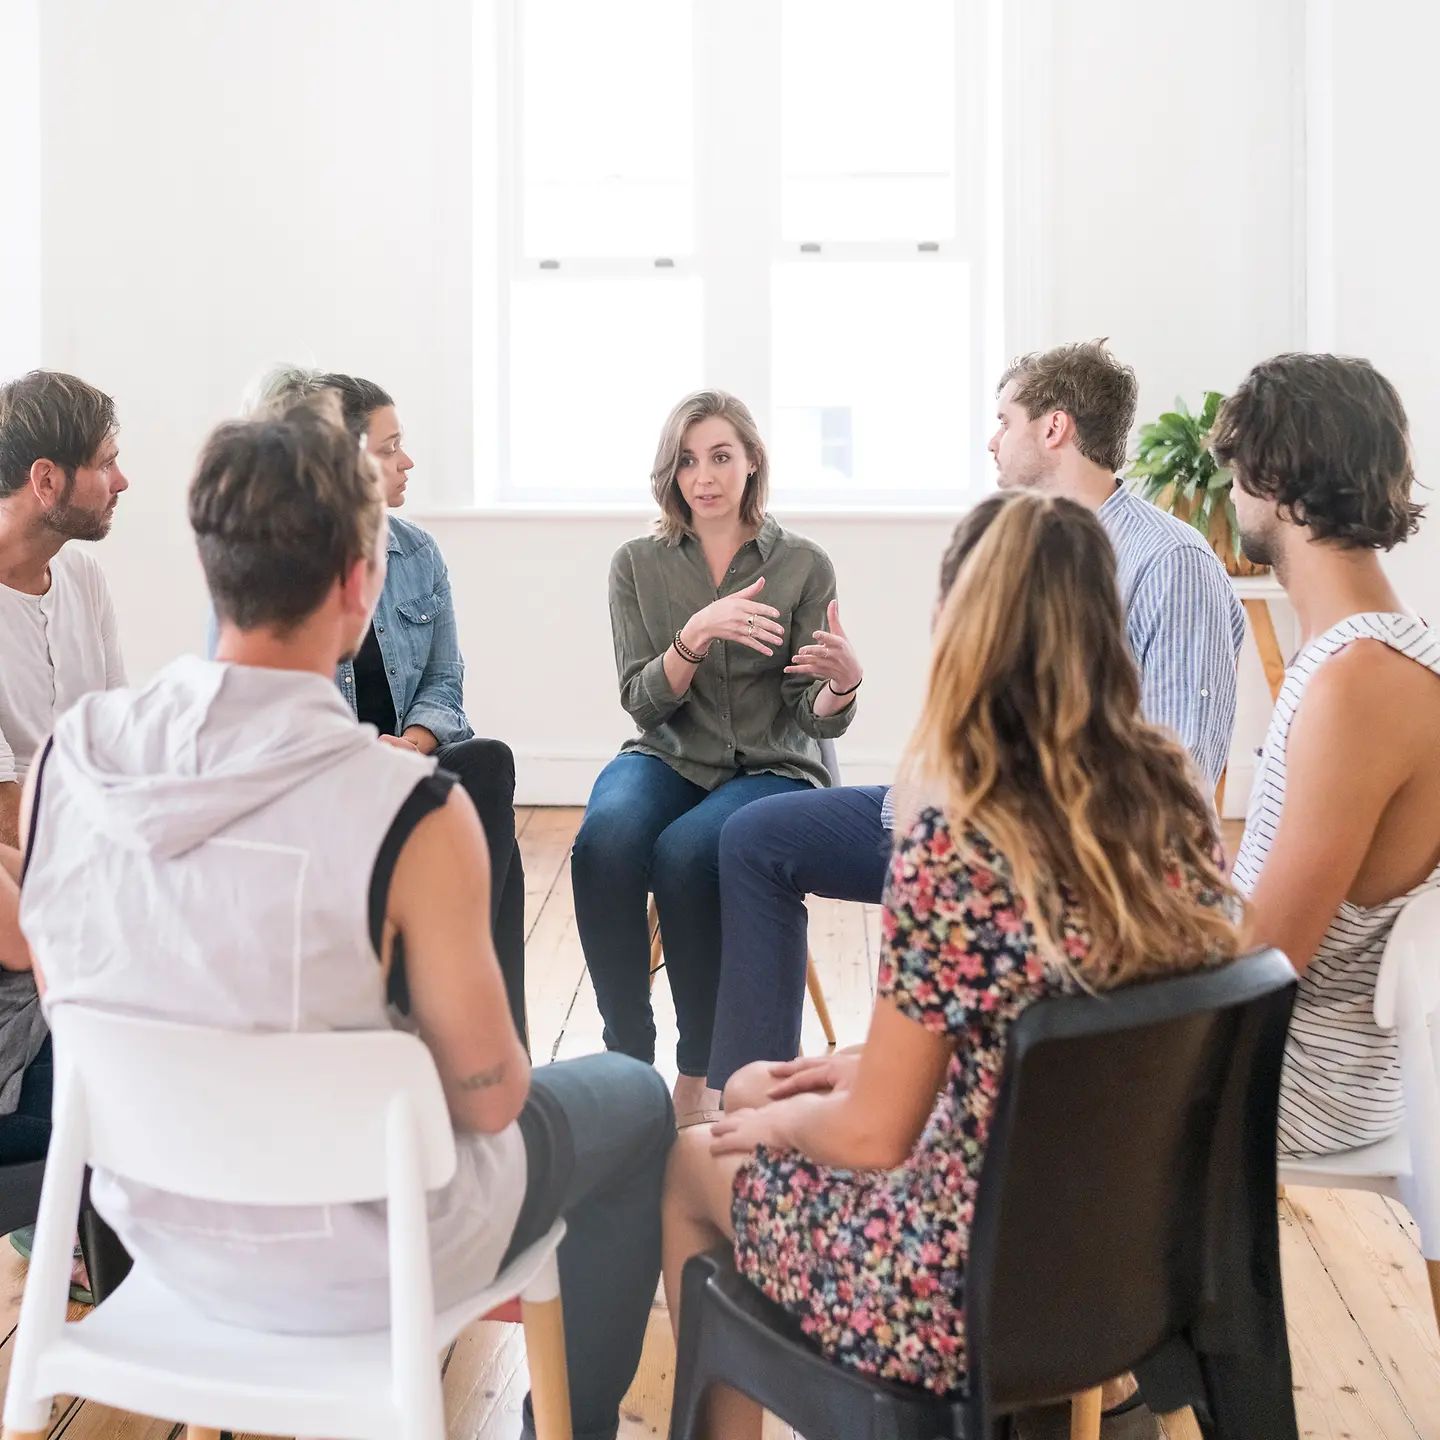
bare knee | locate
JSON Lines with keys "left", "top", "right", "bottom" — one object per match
{"left": 722, "top": 1061, "right": 775, "bottom": 1114}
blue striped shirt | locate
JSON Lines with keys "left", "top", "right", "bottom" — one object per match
{"left": 880, "top": 487, "right": 1244, "bottom": 827}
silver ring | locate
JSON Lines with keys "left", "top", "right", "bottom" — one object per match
{"left": 746, "top": 615, "right": 755, "bottom": 632}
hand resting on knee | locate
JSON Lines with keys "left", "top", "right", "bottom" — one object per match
{"left": 721, "top": 1048, "right": 863, "bottom": 1113}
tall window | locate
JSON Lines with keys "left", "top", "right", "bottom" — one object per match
{"left": 475, "top": 0, "right": 999, "bottom": 507}
{"left": 0, "top": 0, "right": 42, "bottom": 383}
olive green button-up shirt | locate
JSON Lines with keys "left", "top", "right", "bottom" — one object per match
{"left": 608, "top": 515, "right": 856, "bottom": 792}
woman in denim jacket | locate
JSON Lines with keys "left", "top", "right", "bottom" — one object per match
{"left": 227, "top": 368, "right": 527, "bottom": 1044}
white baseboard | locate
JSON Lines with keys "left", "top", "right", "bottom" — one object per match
{"left": 515, "top": 747, "right": 1258, "bottom": 819}
{"left": 513, "top": 748, "right": 897, "bottom": 807}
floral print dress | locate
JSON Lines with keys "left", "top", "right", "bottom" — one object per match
{"left": 730, "top": 806, "right": 1228, "bottom": 1395}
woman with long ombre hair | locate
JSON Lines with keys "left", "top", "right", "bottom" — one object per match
{"left": 662, "top": 490, "right": 1238, "bottom": 1430}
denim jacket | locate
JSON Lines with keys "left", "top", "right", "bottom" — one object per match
{"left": 337, "top": 515, "right": 473, "bottom": 747}
{"left": 204, "top": 514, "right": 473, "bottom": 748}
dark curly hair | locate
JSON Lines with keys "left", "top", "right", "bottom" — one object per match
{"left": 1212, "top": 353, "right": 1422, "bottom": 550}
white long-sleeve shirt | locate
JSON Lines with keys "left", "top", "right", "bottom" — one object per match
{"left": 0, "top": 545, "right": 126, "bottom": 786}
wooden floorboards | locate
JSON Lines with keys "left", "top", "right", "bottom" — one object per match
{"left": 1, "top": 806, "right": 1435, "bottom": 1439}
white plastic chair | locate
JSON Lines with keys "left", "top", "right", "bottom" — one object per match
{"left": 1, "top": 1006, "right": 570, "bottom": 1440}
{"left": 1278, "top": 886, "right": 1440, "bottom": 1335}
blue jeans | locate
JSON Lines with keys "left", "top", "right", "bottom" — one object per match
{"left": 708, "top": 785, "right": 892, "bottom": 1089}
{"left": 0, "top": 1034, "right": 53, "bottom": 1164}
{"left": 572, "top": 753, "right": 811, "bottom": 1077}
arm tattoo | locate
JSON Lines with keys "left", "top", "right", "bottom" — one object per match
{"left": 457, "top": 1063, "right": 507, "bottom": 1092}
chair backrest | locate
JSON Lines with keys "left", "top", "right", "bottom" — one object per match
{"left": 48, "top": 1005, "right": 458, "bottom": 1206}
{"left": 1373, "top": 886, "right": 1440, "bottom": 1030}
{"left": 964, "top": 949, "right": 1297, "bottom": 1413}
{"left": 819, "top": 738, "right": 842, "bottom": 787}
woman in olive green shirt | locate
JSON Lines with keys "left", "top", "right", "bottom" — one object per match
{"left": 572, "top": 390, "right": 862, "bottom": 1122}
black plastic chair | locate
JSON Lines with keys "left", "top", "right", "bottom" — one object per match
{"left": 669, "top": 948, "right": 1299, "bottom": 1440}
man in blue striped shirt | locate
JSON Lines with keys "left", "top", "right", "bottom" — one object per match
{"left": 707, "top": 340, "right": 1245, "bottom": 1093}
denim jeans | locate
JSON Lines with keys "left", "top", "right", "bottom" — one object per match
{"left": 435, "top": 739, "right": 527, "bottom": 1049}
{"left": 0, "top": 1033, "right": 52, "bottom": 1164}
{"left": 507, "top": 1054, "right": 675, "bottom": 1440}
{"left": 572, "top": 753, "right": 811, "bottom": 1077}
{"left": 707, "top": 784, "right": 892, "bottom": 1089}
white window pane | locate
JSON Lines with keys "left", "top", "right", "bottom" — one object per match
{"left": 771, "top": 262, "right": 969, "bottom": 498}
{"left": 521, "top": 0, "right": 693, "bottom": 258}
{"left": 509, "top": 278, "right": 703, "bottom": 495}
{"left": 0, "top": 0, "right": 41, "bottom": 380}
{"left": 781, "top": 0, "right": 956, "bottom": 242}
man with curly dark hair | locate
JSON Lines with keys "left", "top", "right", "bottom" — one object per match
{"left": 1218, "top": 352, "right": 1440, "bottom": 1157}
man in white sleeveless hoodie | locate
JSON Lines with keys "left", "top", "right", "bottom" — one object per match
{"left": 1217, "top": 353, "right": 1440, "bottom": 1158}
{"left": 18, "top": 400, "right": 674, "bottom": 1440}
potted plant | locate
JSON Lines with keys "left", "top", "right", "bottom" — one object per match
{"left": 1125, "top": 391, "right": 1266, "bottom": 577}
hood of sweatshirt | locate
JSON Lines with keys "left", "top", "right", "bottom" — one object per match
{"left": 45, "top": 655, "right": 377, "bottom": 859}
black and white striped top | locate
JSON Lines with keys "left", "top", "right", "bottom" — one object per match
{"left": 1232, "top": 611, "right": 1440, "bottom": 1158}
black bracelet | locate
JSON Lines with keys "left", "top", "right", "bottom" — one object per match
{"left": 673, "top": 630, "right": 709, "bottom": 665}
{"left": 828, "top": 676, "right": 863, "bottom": 697}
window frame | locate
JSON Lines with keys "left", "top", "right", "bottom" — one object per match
{"left": 472, "top": 0, "right": 1003, "bottom": 511}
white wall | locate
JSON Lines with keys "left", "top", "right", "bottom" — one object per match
{"left": 37, "top": 0, "right": 1403, "bottom": 808}
{"left": 0, "top": 0, "right": 41, "bottom": 379}
{"left": 1319, "top": 0, "right": 1440, "bottom": 624}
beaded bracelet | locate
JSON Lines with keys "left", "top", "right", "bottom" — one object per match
{"left": 673, "top": 630, "right": 709, "bottom": 665}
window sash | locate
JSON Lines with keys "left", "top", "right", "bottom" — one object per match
{"left": 477, "top": 0, "right": 998, "bottom": 508}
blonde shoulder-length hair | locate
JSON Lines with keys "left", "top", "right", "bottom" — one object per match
{"left": 650, "top": 390, "right": 770, "bottom": 544}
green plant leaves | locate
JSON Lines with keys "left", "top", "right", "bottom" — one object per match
{"left": 1124, "top": 389, "right": 1233, "bottom": 525}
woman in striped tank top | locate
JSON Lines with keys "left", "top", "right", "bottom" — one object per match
{"left": 1215, "top": 353, "right": 1440, "bottom": 1158}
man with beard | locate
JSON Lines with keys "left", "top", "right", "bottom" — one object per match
{"left": 0, "top": 371, "right": 127, "bottom": 1236}
{"left": 1218, "top": 353, "right": 1440, "bottom": 1161}
{"left": 0, "top": 371, "right": 128, "bottom": 851}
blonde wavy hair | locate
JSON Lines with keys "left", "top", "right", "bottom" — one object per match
{"left": 650, "top": 390, "right": 769, "bottom": 544}
{"left": 894, "top": 491, "right": 1238, "bottom": 988}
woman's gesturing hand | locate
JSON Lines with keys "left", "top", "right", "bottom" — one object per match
{"left": 784, "top": 600, "right": 863, "bottom": 692}
{"left": 682, "top": 577, "right": 786, "bottom": 658}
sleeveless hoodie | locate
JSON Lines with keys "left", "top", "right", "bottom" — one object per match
{"left": 1232, "top": 612, "right": 1440, "bottom": 1158}
{"left": 19, "top": 656, "right": 525, "bottom": 1332}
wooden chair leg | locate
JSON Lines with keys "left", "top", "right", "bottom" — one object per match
{"left": 522, "top": 1293, "right": 574, "bottom": 1440}
{"left": 1069, "top": 1388, "right": 1102, "bottom": 1440}
{"left": 1159, "top": 1406, "right": 1205, "bottom": 1440}
{"left": 1426, "top": 1258, "right": 1440, "bottom": 1341}
{"left": 648, "top": 897, "right": 663, "bottom": 992}
{"left": 805, "top": 951, "right": 837, "bottom": 1049}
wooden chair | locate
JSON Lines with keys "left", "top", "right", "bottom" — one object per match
{"left": 647, "top": 897, "right": 837, "bottom": 1050}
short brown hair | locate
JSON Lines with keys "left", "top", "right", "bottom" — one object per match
{"left": 650, "top": 390, "right": 769, "bottom": 544}
{"left": 1212, "top": 353, "right": 1422, "bottom": 550}
{"left": 0, "top": 370, "right": 117, "bottom": 498}
{"left": 190, "top": 398, "right": 385, "bottom": 633}
{"left": 998, "top": 340, "right": 1138, "bottom": 474}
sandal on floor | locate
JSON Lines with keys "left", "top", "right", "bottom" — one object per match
{"left": 676, "top": 1109, "right": 725, "bottom": 1129}
{"left": 10, "top": 1228, "right": 95, "bottom": 1305}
